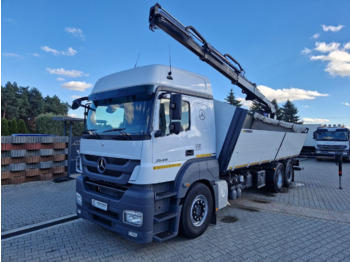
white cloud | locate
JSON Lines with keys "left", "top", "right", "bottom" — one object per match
{"left": 41, "top": 46, "right": 77, "bottom": 56}
{"left": 56, "top": 77, "right": 65, "bottom": 82}
{"left": 303, "top": 118, "right": 330, "bottom": 124}
{"left": 68, "top": 113, "right": 80, "bottom": 118}
{"left": 314, "top": 42, "right": 340, "bottom": 53}
{"left": 62, "top": 81, "right": 92, "bottom": 92}
{"left": 343, "top": 102, "right": 350, "bottom": 107}
{"left": 257, "top": 85, "right": 329, "bottom": 103}
{"left": 65, "top": 27, "right": 85, "bottom": 41}
{"left": 321, "top": 24, "right": 344, "bottom": 32}
{"left": 302, "top": 105, "right": 311, "bottom": 109}
{"left": 2, "top": 52, "right": 21, "bottom": 58}
{"left": 61, "top": 47, "right": 77, "bottom": 56}
{"left": 311, "top": 33, "right": 320, "bottom": 39}
{"left": 310, "top": 42, "right": 350, "bottom": 77}
{"left": 46, "top": 68, "right": 89, "bottom": 78}
{"left": 236, "top": 97, "right": 252, "bottom": 109}
{"left": 301, "top": 48, "right": 312, "bottom": 55}
{"left": 71, "top": 95, "right": 81, "bottom": 99}
{"left": 344, "top": 42, "right": 350, "bottom": 50}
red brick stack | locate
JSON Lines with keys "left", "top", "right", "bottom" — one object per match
{"left": 1, "top": 136, "right": 68, "bottom": 185}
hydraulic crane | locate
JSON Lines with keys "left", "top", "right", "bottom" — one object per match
{"left": 149, "top": 3, "right": 276, "bottom": 116}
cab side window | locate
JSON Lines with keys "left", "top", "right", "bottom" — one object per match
{"left": 159, "top": 98, "right": 190, "bottom": 136}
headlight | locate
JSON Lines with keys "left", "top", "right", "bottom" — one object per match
{"left": 123, "top": 210, "right": 143, "bottom": 227}
{"left": 76, "top": 192, "right": 82, "bottom": 206}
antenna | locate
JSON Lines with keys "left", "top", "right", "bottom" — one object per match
{"left": 134, "top": 53, "right": 140, "bottom": 68}
{"left": 167, "top": 45, "right": 173, "bottom": 80}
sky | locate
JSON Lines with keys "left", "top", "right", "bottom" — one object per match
{"left": 2, "top": 0, "right": 350, "bottom": 128}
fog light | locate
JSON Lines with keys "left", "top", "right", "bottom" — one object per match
{"left": 128, "top": 231, "right": 138, "bottom": 238}
{"left": 123, "top": 210, "right": 143, "bottom": 227}
{"left": 76, "top": 192, "right": 82, "bottom": 206}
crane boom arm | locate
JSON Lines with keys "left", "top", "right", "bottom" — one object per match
{"left": 149, "top": 3, "right": 276, "bottom": 115}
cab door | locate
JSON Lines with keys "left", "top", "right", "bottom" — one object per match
{"left": 152, "top": 94, "right": 194, "bottom": 165}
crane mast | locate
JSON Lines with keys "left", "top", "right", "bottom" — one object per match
{"left": 149, "top": 3, "right": 276, "bottom": 115}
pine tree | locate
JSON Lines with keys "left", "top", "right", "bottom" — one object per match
{"left": 271, "top": 99, "right": 283, "bottom": 120}
{"left": 225, "top": 89, "right": 242, "bottom": 107}
{"left": 1, "top": 118, "right": 9, "bottom": 136}
{"left": 8, "top": 119, "right": 18, "bottom": 135}
{"left": 281, "top": 100, "right": 302, "bottom": 124}
{"left": 249, "top": 101, "right": 265, "bottom": 115}
{"left": 18, "top": 119, "right": 29, "bottom": 134}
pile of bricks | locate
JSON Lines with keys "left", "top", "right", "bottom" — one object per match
{"left": 1, "top": 136, "right": 68, "bottom": 185}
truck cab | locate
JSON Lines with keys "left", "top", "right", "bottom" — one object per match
{"left": 74, "top": 65, "right": 219, "bottom": 243}
{"left": 313, "top": 125, "right": 350, "bottom": 161}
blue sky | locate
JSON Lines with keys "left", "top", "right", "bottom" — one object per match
{"left": 2, "top": 0, "right": 350, "bottom": 127}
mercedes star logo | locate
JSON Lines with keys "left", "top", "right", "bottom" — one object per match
{"left": 97, "top": 157, "right": 107, "bottom": 174}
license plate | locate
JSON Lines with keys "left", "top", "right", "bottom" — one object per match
{"left": 91, "top": 199, "right": 108, "bottom": 211}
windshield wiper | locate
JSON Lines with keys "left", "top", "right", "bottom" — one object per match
{"left": 83, "top": 129, "right": 101, "bottom": 139}
{"left": 103, "top": 128, "right": 131, "bottom": 140}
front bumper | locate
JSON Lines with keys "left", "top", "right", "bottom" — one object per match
{"left": 76, "top": 175, "right": 155, "bottom": 243}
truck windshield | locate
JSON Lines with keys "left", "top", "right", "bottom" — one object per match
{"left": 315, "top": 130, "right": 349, "bottom": 141}
{"left": 85, "top": 95, "right": 153, "bottom": 140}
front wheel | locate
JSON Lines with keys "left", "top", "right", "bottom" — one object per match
{"left": 180, "top": 183, "right": 213, "bottom": 239}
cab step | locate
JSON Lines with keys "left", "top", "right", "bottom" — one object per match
{"left": 154, "top": 212, "right": 177, "bottom": 223}
{"left": 153, "top": 230, "right": 177, "bottom": 242}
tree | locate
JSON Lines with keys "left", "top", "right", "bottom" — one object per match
{"left": 1, "top": 82, "right": 20, "bottom": 120}
{"left": 44, "top": 95, "right": 69, "bottom": 115}
{"left": 271, "top": 99, "right": 283, "bottom": 120}
{"left": 225, "top": 89, "right": 242, "bottom": 107}
{"left": 27, "top": 87, "right": 44, "bottom": 132}
{"left": 8, "top": 119, "right": 18, "bottom": 135}
{"left": 18, "top": 119, "right": 29, "bottom": 133}
{"left": 281, "top": 100, "right": 302, "bottom": 124}
{"left": 1, "top": 119, "right": 9, "bottom": 136}
{"left": 249, "top": 101, "right": 265, "bottom": 115}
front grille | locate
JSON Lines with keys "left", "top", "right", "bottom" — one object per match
{"left": 84, "top": 178, "right": 128, "bottom": 200}
{"left": 86, "top": 166, "right": 123, "bottom": 177}
{"left": 81, "top": 154, "right": 140, "bottom": 183}
{"left": 317, "top": 145, "right": 347, "bottom": 150}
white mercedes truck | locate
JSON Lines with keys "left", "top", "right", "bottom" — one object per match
{"left": 314, "top": 125, "right": 350, "bottom": 161}
{"left": 72, "top": 4, "right": 308, "bottom": 243}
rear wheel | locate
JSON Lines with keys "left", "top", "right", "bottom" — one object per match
{"left": 180, "top": 183, "right": 213, "bottom": 239}
{"left": 266, "top": 162, "right": 284, "bottom": 193}
{"left": 284, "top": 160, "right": 294, "bottom": 188}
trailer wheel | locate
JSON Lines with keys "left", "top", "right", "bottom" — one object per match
{"left": 180, "top": 183, "right": 213, "bottom": 239}
{"left": 266, "top": 162, "right": 284, "bottom": 193}
{"left": 284, "top": 160, "right": 294, "bottom": 188}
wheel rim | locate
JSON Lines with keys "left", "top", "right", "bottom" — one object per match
{"left": 190, "top": 195, "right": 208, "bottom": 227}
{"left": 286, "top": 164, "right": 292, "bottom": 181}
{"left": 277, "top": 169, "right": 283, "bottom": 188}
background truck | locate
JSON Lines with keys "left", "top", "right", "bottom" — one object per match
{"left": 72, "top": 4, "right": 307, "bottom": 243}
{"left": 314, "top": 125, "right": 350, "bottom": 161}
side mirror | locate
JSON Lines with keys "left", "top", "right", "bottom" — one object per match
{"left": 170, "top": 93, "right": 182, "bottom": 120}
{"left": 72, "top": 96, "right": 88, "bottom": 110}
{"left": 313, "top": 131, "right": 316, "bottom": 140}
{"left": 170, "top": 122, "right": 181, "bottom": 135}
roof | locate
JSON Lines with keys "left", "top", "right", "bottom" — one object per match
{"left": 91, "top": 64, "right": 212, "bottom": 97}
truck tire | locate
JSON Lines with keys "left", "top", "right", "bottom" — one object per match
{"left": 180, "top": 182, "right": 213, "bottom": 239}
{"left": 284, "top": 160, "right": 294, "bottom": 188}
{"left": 266, "top": 162, "right": 284, "bottom": 193}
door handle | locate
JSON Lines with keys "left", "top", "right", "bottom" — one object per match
{"left": 186, "top": 150, "right": 194, "bottom": 156}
